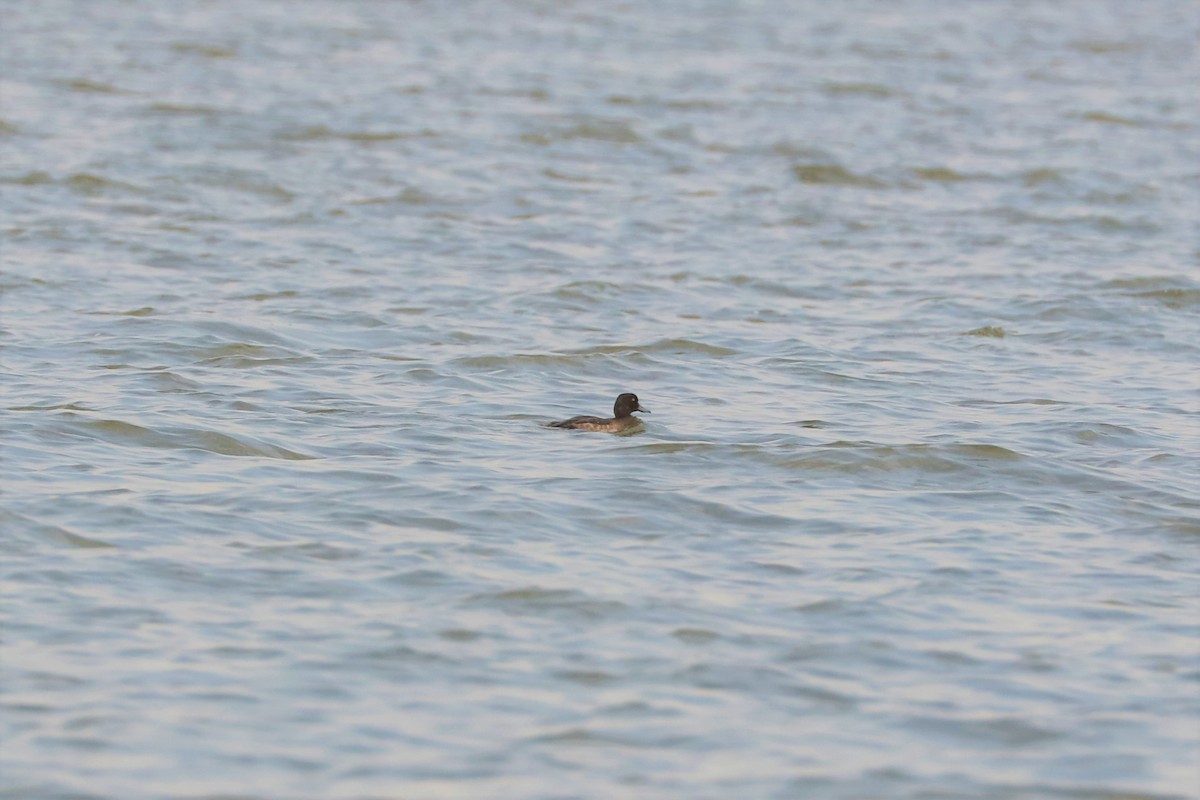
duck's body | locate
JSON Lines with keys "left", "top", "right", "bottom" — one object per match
{"left": 549, "top": 393, "right": 649, "bottom": 433}
{"left": 550, "top": 414, "right": 641, "bottom": 433}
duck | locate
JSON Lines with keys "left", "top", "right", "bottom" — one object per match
{"left": 548, "top": 393, "right": 650, "bottom": 433}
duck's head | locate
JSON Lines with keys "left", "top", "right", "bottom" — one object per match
{"left": 614, "top": 393, "right": 649, "bottom": 419}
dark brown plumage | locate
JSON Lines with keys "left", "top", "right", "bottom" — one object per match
{"left": 549, "top": 393, "right": 650, "bottom": 432}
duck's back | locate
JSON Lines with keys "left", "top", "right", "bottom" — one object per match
{"left": 548, "top": 415, "right": 607, "bottom": 430}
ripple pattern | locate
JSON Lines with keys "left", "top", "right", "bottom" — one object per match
{"left": 2, "top": 1, "right": 1198, "bottom": 798}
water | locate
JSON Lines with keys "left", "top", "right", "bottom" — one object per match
{"left": 3, "top": 1, "right": 1199, "bottom": 797}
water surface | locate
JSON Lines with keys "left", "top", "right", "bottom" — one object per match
{"left": 3, "top": 1, "right": 1198, "bottom": 798}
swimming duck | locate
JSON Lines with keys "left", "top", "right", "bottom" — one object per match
{"left": 549, "top": 393, "right": 650, "bottom": 433}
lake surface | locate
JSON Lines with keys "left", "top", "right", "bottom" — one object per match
{"left": 3, "top": 1, "right": 1198, "bottom": 798}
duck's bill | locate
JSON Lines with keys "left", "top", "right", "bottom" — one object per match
{"left": 637, "top": 407, "right": 651, "bottom": 414}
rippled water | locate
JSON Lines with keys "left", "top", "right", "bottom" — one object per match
{"left": 3, "top": 1, "right": 1199, "bottom": 798}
